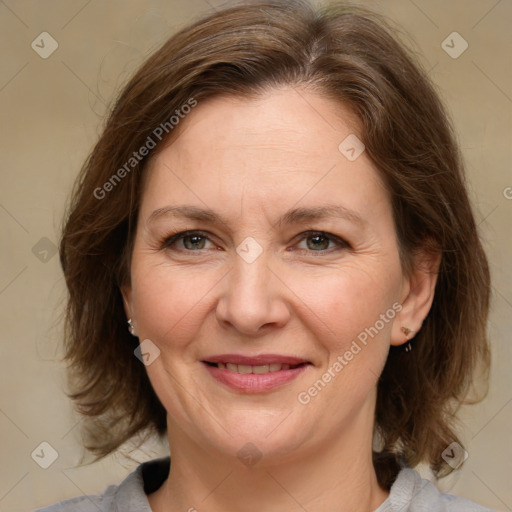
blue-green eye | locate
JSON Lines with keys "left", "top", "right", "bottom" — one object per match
{"left": 160, "top": 230, "right": 350, "bottom": 255}
{"left": 161, "top": 231, "right": 214, "bottom": 251}
{"left": 296, "top": 232, "right": 347, "bottom": 252}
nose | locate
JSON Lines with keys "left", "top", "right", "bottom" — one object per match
{"left": 215, "top": 249, "right": 291, "bottom": 336}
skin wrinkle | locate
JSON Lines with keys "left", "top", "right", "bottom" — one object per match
{"left": 121, "top": 88, "right": 438, "bottom": 512}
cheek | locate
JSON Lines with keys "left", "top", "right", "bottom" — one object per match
{"left": 295, "top": 272, "right": 398, "bottom": 408}
{"left": 130, "top": 260, "right": 219, "bottom": 350}
{"left": 293, "top": 260, "right": 401, "bottom": 341}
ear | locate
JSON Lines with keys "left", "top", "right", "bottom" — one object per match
{"left": 391, "top": 248, "right": 441, "bottom": 347}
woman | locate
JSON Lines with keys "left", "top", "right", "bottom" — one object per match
{"left": 38, "top": 0, "right": 495, "bottom": 510}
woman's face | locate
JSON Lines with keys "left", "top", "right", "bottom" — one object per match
{"left": 124, "top": 87, "right": 410, "bottom": 463}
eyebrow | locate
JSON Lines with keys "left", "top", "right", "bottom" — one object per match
{"left": 147, "top": 204, "right": 367, "bottom": 229}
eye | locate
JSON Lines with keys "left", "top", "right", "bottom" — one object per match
{"left": 160, "top": 230, "right": 350, "bottom": 255}
{"left": 160, "top": 230, "right": 215, "bottom": 252}
{"left": 294, "top": 231, "right": 350, "bottom": 254}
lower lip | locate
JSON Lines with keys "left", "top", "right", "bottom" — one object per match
{"left": 203, "top": 362, "right": 309, "bottom": 393}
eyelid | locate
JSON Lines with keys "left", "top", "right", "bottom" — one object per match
{"left": 160, "top": 229, "right": 350, "bottom": 253}
{"left": 292, "top": 230, "right": 350, "bottom": 252}
{"left": 159, "top": 230, "right": 216, "bottom": 251}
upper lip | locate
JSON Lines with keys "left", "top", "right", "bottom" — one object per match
{"left": 203, "top": 354, "right": 310, "bottom": 366}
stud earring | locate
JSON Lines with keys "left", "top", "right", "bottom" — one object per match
{"left": 401, "top": 326, "right": 413, "bottom": 337}
{"left": 127, "top": 318, "right": 136, "bottom": 336}
{"left": 401, "top": 326, "right": 414, "bottom": 352}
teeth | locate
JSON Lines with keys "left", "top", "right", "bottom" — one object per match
{"left": 217, "top": 363, "right": 296, "bottom": 373}
{"left": 253, "top": 364, "right": 269, "bottom": 374}
{"left": 271, "top": 363, "right": 290, "bottom": 371}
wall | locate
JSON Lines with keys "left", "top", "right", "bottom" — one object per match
{"left": 0, "top": 0, "right": 510, "bottom": 510}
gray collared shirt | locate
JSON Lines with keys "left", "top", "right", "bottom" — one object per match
{"left": 35, "top": 456, "right": 496, "bottom": 511}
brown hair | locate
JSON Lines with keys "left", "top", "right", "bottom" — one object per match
{"left": 59, "top": 0, "right": 491, "bottom": 488}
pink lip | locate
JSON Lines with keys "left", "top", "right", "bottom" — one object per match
{"left": 202, "top": 356, "right": 310, "bottom": 393}
{"left": 203, "top": 353, "right": 309, "bottom": 366}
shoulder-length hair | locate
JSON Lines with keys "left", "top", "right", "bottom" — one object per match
{"left": 59, "top": 0, "right": 490, "bottom": 488}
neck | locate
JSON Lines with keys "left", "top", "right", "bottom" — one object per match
{"left": 148, "top": 412, "right": 389, "bottom": 512}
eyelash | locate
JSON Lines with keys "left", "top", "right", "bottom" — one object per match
{"left": 159, "top": 230, "right": 350, "bottom": 256}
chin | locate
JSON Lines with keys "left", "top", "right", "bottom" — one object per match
{"left": 189, "top": 408, "right": 315, "bottom": 466}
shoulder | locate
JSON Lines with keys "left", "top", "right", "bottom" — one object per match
{"left": 34, "top": 457, "right": 170, "bottom": 512}
{"left": 379, "top": 467, "right": 497, "bottom": 512}
{"left": 34, "top": 482, "right": 118, "bottom": 512}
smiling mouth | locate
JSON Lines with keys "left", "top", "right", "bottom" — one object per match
{"left": 202, "top": 356, "right": 311, "bottom": 392}
{"left": 203, "top": 362, "right": 308, "bottom": 374}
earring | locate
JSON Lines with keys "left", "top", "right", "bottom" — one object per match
{"left": 127, "top": 318, "right": 136, "bottom": 336}
{"left": 401, "top": 326, "right": 413, "bottom": 337}
{"left": 401, "top": 326, "right": 414, "bottom": 352}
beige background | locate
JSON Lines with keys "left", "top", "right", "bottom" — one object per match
{"left": 0, "top": 0, "right": 511, "bottom": 510}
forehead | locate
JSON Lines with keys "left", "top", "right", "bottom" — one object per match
{"left": 156, "top": 89, "right": 363, "bottom": 166}
{"left": 140, "top": 88, "right": 390, "bottom": 225}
